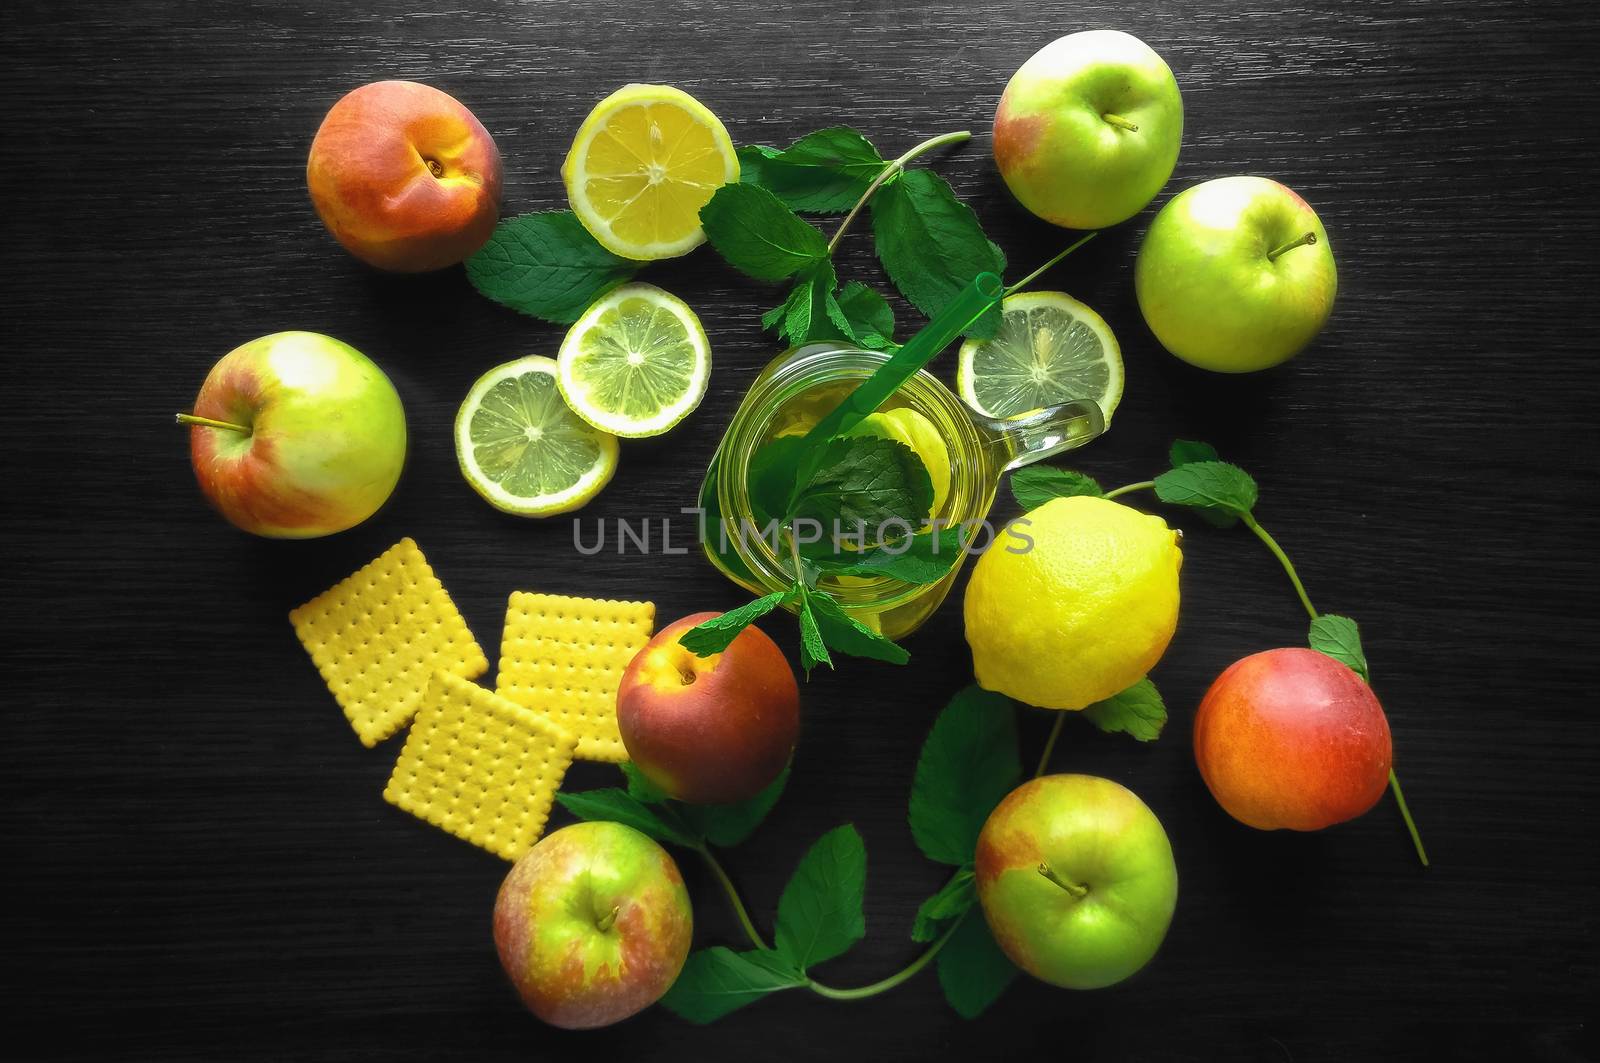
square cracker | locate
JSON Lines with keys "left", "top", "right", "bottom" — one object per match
{"left": 289, "top": 538, "right": 489, "bottom": 748}
{"left": 496, "top": 591, "right": 655, "bottom": 763}
{"left": 383, "top": 671, "right": 578, "bottom": 861}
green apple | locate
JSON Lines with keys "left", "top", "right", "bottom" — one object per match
{"left": 975, "top": 773, "right": 1177, "bottom": 989}
{"left": 994, "top": 30, "right": 1183, "bottom": 230}
{"left": 178, "top": 331, "right": 407, "bottom": 537}
{"left": 493, "top": 821, "right": 692, "bottom": 1028}
{"left": 1135, "top": 175, "right": 1338, "bottom": 373}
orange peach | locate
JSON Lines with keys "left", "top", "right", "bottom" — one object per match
{"left": 617, "top": 612, "right": 799, "bottom": 805}
{"left": 306, "top": 80, "right": 501, "bottom": 272}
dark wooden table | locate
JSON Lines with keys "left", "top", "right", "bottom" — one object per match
{"left": 5, "top": 1, "right": 1597, "bottom": 1060}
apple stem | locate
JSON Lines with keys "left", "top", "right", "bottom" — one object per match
{"left": 1005, "top": 232, "right": 1100, "bottom": 297}
{"left": 1267, "top": 231, "right": 1318, "bottom": 263}
{"left": 1034, "top": 713, "right": 1066, "bottom": 778}
{"left": 1102, "top": 113, "right": 1140, "bottom": 132}
{"left": 595, "top": 905, "right": 620, "bottom": 932}
{"left": 696, "top": 844, "right": 771, "bottom": 952}
{"left": 827, "top": 129, "right": 972, "bottom": 255}
{"left": 175, "top": 412, "right": 250, "bottom": 435}
{"left": 1037, "top": 862, "right": 1089, "bottom": 899}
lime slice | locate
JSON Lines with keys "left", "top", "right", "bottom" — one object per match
{"left": 455, "top": 356, "right": 619, "bottom": 516}
{"left": 562, "top": 84, "right": 739, "bottom": 261}
{"left": 556, "top": 283, "right": 711, "bottom": 438}
{"left": 957, "top": 291, "right": 1123, "bottom": 424}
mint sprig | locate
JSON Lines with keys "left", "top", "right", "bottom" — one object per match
{"left": 1080, "top": 678, "right": 1168, "bottom": 741}
{"left": 871, "top": 168, "right": 1006, "bottom": 340}
{"left": 1009, "top": 466, "right": 1104, "bottom": 510}
{"left": 465, "top": 211, "right": 640, "bottom": 324}
{"left": 737, "top": 128, "right": 887, "bottom": 213}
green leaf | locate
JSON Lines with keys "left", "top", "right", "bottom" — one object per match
{"left": 936, "top": 910, "right": 1018, "bottom": 1019}
{"left": 621, "top": 762, "right": 668, "bottom": 805}
{"left": 790, "top": 436, "right": 934, "bottom": 533}
{"left": 808, "top": 593, "right": 910, "bottom": 665}
{"left": 911, "top": 866, "right": 976, "bottom": 943}
{"left": 797, "top": 597, "right": 832, "bottom": 675}
{"left": 807, "top": 526, "right": 964, "bottom": 585}
{"left": 747, "top": 436, "right": 805, "bottom": 524}
{"left": 871, "top": 169, "right": 1006, "bottom": 339}
{"left": 1080, "top": 678, "right": 1168, "bottom": 742}
{"left": 554, "top": 789, "right": 698, "bottom": 848}
{"left": 1169, "top": 439, "right": 1220, "bottom": 466}
{"left": 1309, "top": 614, "right": 1369, "bottom": 681}
{"left": 700, "top": 183, "right": 829, "bottom": 281}
{"left": 678, "top": 762, "right": 791, "bottom": 847}
{"left": 774, "top": 824, "right": 868, "bottom": 971}
{"left": 1153, "top": 460, "right": 1259, "bottom": 525}
{"left": 767, "top": 259, "right": 849, "bottom": 347}
{"left": 910, "top": 686, "right": 1021, "bottom": 865}
{"left": 658, "top": 947, "right": 807, "bottom": 1023}
{"left": 833, "top": 281, "right": 897, "bottom": 350}
{"left": 1009, "top": 466, "right": 1104, "bottom": 510}
{"left": 465, "top": 211, "right": 640, "bottom": 324}
{"left": 678, "top": 590, "right": 790, "bottom": 657}
{"left": 737, "top": 127, "right": 886, "bottom": 213}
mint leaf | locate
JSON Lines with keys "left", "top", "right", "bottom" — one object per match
{"left": 808, "top": 526, "right": 964, "bottom": 585}
{"left": 774, "top": 824, "right": 868, "bottom": 971}
{"left": 1009, "top": 466, "right": 1103, "bottom": 510}
{"left": 738, "top": 128, "right": 886, "bottom": 213}
{"left": 1153, "top": 460, "right": 1259, "bottom": 526}
{"left": 621, "top": 761, "right": 668, "bottom": 804}
{"left": 554, "top": 789, "right": 698, "bottom": 848}
{"left": 1080, "top": 678, "right": 1167, "bottom": 742}
{"left": 937, "top": 910, "right": 1018, "bottom": 1019}
{"left": 1169, "top": 439, "right": 1220, "bottom": 466}
{"left": 766, "top": 259, "right": 849, "bottom": 346}
{"left": 910, "top": 686, "right": 1020, "bottom": 865}
{"left": 465, "top": 211, "right": 639, "bottom": 324}
{"left": 679, "top": 590, "right": 790, "bottom": 657}
{"left": 808, "top": 593, "right": 910, "bottom": 665}
{"left": 797, "top": 596, "right": 832, "bottom": 675}
{"left": 700, "top": 183, "right": 828, "bottom": 281}
{"left": 678, "top": 761, "right": 791, "bottom": 847}
{"left": 659, "top": 947, "right": 807, "bottom": 1023}
{"left": 911, "top": 866, "right": 976, "bottom": 943}
{"left": 871, "top": 169, "right": 1006, "bottom": 339}
{"left": 1309, "top": 614, "right": 1369, "bottom": 681}
{"left": 833, "top": 281, "right": 897, "bottom": 350}
{"left": 791, "top": 436, "right": 934, "bottom": 532}
{"left": 748, "top": 436, "right": 806, "bottom": 523}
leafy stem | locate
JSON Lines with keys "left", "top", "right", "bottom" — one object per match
{"left": 807, "top": 911, "right": 966, "bottom": 1000}
{"left": 695, "top": 843, "right": 771, "bottom": 951}
{"left": 1035, "top": 713, "right": 1066, "bottom": 777}
{"left": 1103, "top": 479, "right": 1155, "bottom": 500}
{"left": 826, "top": 129, "right": 971, "bottom": 254}
{"left": 1004, "top": 231, "right": 1099, "bottom": 296}
{"left": 1240, "top": 512, "right": 1318, "bottom": 619}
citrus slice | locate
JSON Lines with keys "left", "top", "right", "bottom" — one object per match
{"left": 455, "top": 356, "right": 618, "bottom": 516}
{"left": 957, "top": 292, "right": 1123, "bottom": 424}
{"left": 556, "top": 283, "right": 711, "bottom": 438}
{"left": 562, "top": 84, "right": 739, "bottom": 261}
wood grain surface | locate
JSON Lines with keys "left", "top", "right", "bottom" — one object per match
{"left": 3, "top": 1, "right": 1597, "bottom": 1060}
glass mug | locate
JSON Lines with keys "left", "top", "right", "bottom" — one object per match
{"left": 696, "top": 342, "right": 1105, "bottom": 641}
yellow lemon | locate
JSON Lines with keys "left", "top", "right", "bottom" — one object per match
{"left": 964, "top": 495, "right": 1181, "bottom": 709}
{"left": 562, "top": 84, "right": 738, "bottom": 261}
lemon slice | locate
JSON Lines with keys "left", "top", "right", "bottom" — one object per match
{"left": 556, "top": 283, "right": 711, "bottom": 438}
{"left": 455, "top": 356, "right": 618, "bottom": 516}
{"left": 957, "top": 292, "right": 1123, "bottom": 424}
{"left": 562, "top": 84, "right": 739, "bottom": 261}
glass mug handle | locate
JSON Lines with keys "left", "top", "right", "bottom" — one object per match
{"left": 972, "top": 399, "right": 1105, "bottom": 472}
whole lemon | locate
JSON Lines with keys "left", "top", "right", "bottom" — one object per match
{"left": 965, "top": 496, "right": 1182, "bottom": 709}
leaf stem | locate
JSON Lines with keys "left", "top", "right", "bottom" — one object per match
{"left": 1004, "top": 232, "right": 1099, "bottom": 296}
{"left": 695, "top": 844, "right": 770, "bottom": 951}
{"left": 1239, "top": 513, "right": 1318, "bottom": 619}
{"left": 175, "top": 412, "right": 250, "bottom": 434}
{"left": 1387, "top": 769, "right": 1429, "bottom": 866}
{"left": 1035, "top": 713, "right": 1066, "bottom": 778}
{"left": 826, "top": 129, "right": 971, "bottom": 255}
{"left": 806, "top": 910, "right": 966, "bottom": 1000}
{"left": 1103, "top": 480, "right": 1155, "bottom": 501}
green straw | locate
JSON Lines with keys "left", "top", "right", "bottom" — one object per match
{"left": 783, "top": 272, "right": 1005, "bottom": 508}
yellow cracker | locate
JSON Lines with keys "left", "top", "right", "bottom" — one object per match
{"left": 383, "top": 670, "right": 578, "bottom": 861}
{"left": 289, "top": 538, "right": 489, "bottom": 748}
{"left": 496, "top": 591, "right": 655, "bottom": 763}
